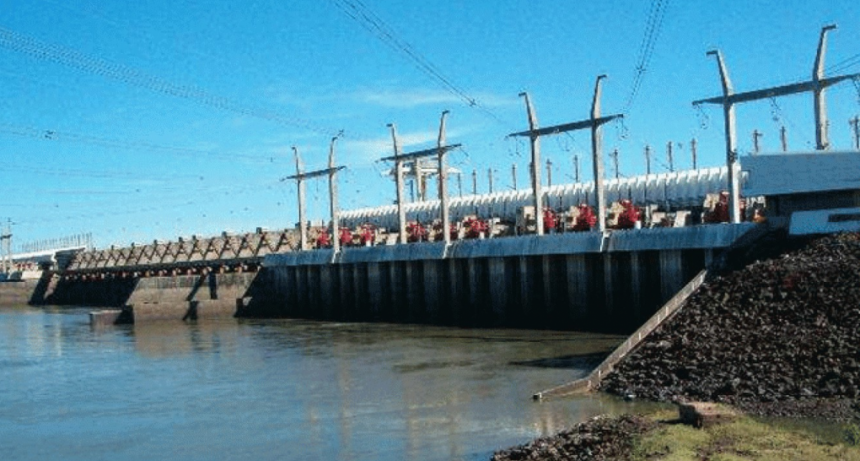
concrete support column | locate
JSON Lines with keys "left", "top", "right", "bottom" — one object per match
{"left": 352, "top": 264, "right": 362, "bottom": 318}
{"left": 659, "top": 250, "right": 684, "bottom": 304}
{"left": 338, "top": 264, "right": 349, "bottom": 319}
{"left": 389, "top": 262, "right": 401, "bottom": 319}
{"left": 488, "top": 257, "right": 506, "bottom": 325}
{"left": 367, "top": 262, "right": 381, "bottom": 319}
{"left": 423, "top": 260, "right": 439, "bottom": 322}
{"left": 405, "top": 262, "right": 418, "bottom": 322}
{"left": 629, "top": 251, "right": 642, "bottom": 319}
{"left": 518, "top": 256, "right": 530, "bottom": 317}
{"left": 467, "top": 258, "right": 480, "bottom": 324}
{"left": 541, "top": 255, "right": 552, "bottom": 318}
{"left": 704, "top": 249, "right": 715, "bottom": 269}
{"left": 319, "top": 265, "right": 333, "bottom": 319}
{"left": 447, "top": 258, "right": 460, "bottom": 325}
{"left": 565, "top": 254, "right": 589, "bottom": 322}
{"left": 603, "top": 253, "right": 614, "bottom": 315}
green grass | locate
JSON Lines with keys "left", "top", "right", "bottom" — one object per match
{"left": 630, "top": 409, "right": 860, "bottom": 461}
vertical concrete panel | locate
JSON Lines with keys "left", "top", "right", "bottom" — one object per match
{"left": 488, "top": 257, "right": 506, "bottom": 326}
{"left": 603, "top": 253, "right": 614, "bottom": 316}
{"left": 659, "top": 249, "right": 684, "bottom": 304}
{"left": 352, "top": 264, "right": 363, "bottom": 319}
{"left": 308, "top": 265, "right": 320, "bottom": 317}
{"left": 423, "top": 260, "right": 439, "bottom": 322}
{"left": 629, "top": 251, "right": 642, "bottom": 320}
{"left": 388, "top": 261, "right": 401, "bottom": 320}
{"left": 287, "top": 267, "right": 299, "bottom": 316}
{"left": 319, "top": 265, "right": 333, "bottom": 320}
{"left": 467, "top": 258, "right": 480, "bottom": 327}
{"left": 438, "top": 258, "right": 455, "bottom": 325}
{"left": 704, "top": 249, "right": 714, "bottom": 269}
{"left": 338, "top": 264, "right": 350, "bottom": 320}
{"left": 446, "top": 259, "right": 461, "bottom": 325}
{"left": 541, "top": 255, "right": 552, "bottom": 322}
{"left": 517, "top": 256, "right": 530, "bottom": 319}
{"left": 405, "top": 262, "right": 417, "bottom": 322}
{"left": 565, "top": 254, "right": 588, "bottom": 322}
{"left": 367, "top": 262, "right": 382, "bottom": 320}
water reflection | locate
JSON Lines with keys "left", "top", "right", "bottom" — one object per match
{"left": 0, "top": 307, "right": 665, "bottom": 461}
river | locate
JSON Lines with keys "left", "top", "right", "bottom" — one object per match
{"left": 0, "top": 306, "right": 657, "bottom": 461}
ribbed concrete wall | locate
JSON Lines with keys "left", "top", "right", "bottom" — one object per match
{"left": 249, "top": 247, "right": 711, "bottom": 333}
{"left": 251, "top": 225, "right": 755, "bottom": 332}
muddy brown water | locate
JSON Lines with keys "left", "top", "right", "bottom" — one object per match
{"left": 0, "top": 306, "right": 664, "bottom": 460}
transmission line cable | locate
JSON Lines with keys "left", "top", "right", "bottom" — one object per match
{"left": 0, "top": 26, "right": 334, "bottom": 135}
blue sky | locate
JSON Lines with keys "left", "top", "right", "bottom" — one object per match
{"left": 1, "top": 0, "right": 859, "bottom": 249}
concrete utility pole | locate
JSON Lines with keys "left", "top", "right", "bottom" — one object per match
{"left": 753, "top": 130, "right": 764, "bottom": 154}
{"left": 851, "top": 116, "right": 860, "bottom": 150}
{"left": 0, "top": 219, "right": 11, "bottom": 274}
{"left": 381, "top": 115, "right": 461, "bottom": 245}
{"left": 457, "top": 172, "right": 463, "bottom": 197}
{"left": 387, "top": 123, "right": 407, "bottom": 244}
{"left": 511, "top": 164, "right": 518, "bottom": 190}
{"left": 610, "top": 149, "right": 620, "bottom": 179}
{"left": 437, "top": 111, "right": 452, "bottom": 246}
{"left": 780, "top": 126, "right": 789, "bottom": 152}
{"left": 645, "top": 145, "right": 652, "bottom": 175}
{"left": 472, "top": 169, "right": 477, "bottom": 195}
{"left": 690, "top": 138, "right": 698, "bottom": 170}
{"left": 283, "top": 141, "right": 346, "bottom": 251}
{"left": 546, "top": 159, "right": 553, "bottom": 187}
{"left": 292, "top": 147, "right": 307, "bottom": 250}
{"left": 328, "top": 134, "right": 344, "bottom": 253}
{"left": 488, "top": 168, "right": 494, "bottom": 193}
{"left": 666, "top": 142, "right": 674, "bottom": 172}
{"left": 694, "top": 24, "right": 860, "bottom": 223}
{"left": 511, "top": 76, "right": 622, "bottom": 233}
{"left": 573, "top": 154, "right": 580, "bottom": 183}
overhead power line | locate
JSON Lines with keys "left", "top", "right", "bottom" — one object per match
{"left": 0, "top": 122, "right": 282, "bottom": 164}
{"left": 0, "top": 26, "right": 332, "bottom": 135}
{"left": 622, "top": 0, "right": 670, "bottom": 112}
{"left": 327, "top": 0, "right": 512, "bottom": 129}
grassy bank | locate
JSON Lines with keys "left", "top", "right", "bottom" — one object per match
{"left": 492, "top": 407, "right": 860, "bottom": 460}
{"left": 632, "top": 409, "right": 860, "bottom": 461}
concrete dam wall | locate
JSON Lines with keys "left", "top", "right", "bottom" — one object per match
{"left": 247, "top": 224, "right": 758, "bottom": 332}
{"left": 24, "top": 224, "right": 760, "bottom": 333}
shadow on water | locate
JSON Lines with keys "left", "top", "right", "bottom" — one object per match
{"left": 510, "top": 351, "right": 609, "bottom": 369}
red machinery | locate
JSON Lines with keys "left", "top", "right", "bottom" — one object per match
{"left": 704, "top": 191, "right": 731, "bottom": 223}
{"left": 463, "top": 217, "right": 488, "bottom": 239}
{"left": 316, "top": 228, "right": 331, "bottom": 248}
{"left": 542, "top": 207, "right": 559, "bottom": 233}
{"left": 357, "top": 224, "right": 375, "bottom": 246}
{"left": 339, "top": 227, "right": 354, "bottom": 247}
{"left": 615, "top": 199, "right": 641, "bottom": 229}
{"left": 572, "top": 203, "right": 597, "bottom": 231}
{"left": 407, "top": 221, "right": 427, "bottom": 243}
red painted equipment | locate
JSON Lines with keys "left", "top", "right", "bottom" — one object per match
{"left": 572, "top": 203, "right": 597, "bottom": 231}
{"left": 542, "top": 207, "right": 559, "bottom": 233}
{"left": 463, "top": 217, "right": 488, "bottom": 239}
{"left": 357, "top": 224, "right": 375, "bottom": 246}
{"left": 704, "top": 191, "right": 731, "bottom": 223}
{"left": 339, "top": 227, "right": 354, "bottom": 247}
{"left": 616, "top": 199, "right": 640, "bottom": 229}
{"left": 316, "top": 228, "right": 331, "bottom": 248}
{"left": 407, "top": 221, "right": 427, "bottom": 243}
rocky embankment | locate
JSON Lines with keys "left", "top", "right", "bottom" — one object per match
{"left": 601, "top": 232, "right": 860, "bottom": 419}
{"left": 490, "top": 414, "right": 655, "bottom": 461}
